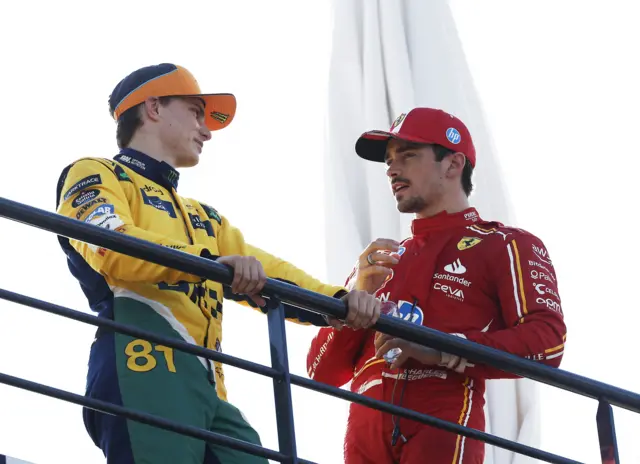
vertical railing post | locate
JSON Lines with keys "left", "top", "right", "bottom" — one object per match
{"left": 596, "top": 400, "right": 620, "bottom": 464}
{"left": 266, "top": 296, "right": 298, "bottom": 464}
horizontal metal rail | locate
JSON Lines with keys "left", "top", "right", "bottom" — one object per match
{"left": 1, "top": 197, "right": 639, "bottom": 414}
{"left": 0, "top": 370, "right": 315, "bottom": 464}
{"left": 289, "top": 375, "right": 582, "bottom": 464}
{"left": 0, "top": 288, "right": 278, "bottom": 380}
{"left": 0, "top": 287, "right": 580, "bottom": 464}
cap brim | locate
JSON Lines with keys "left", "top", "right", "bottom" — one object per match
{"left": 355, "top": 130, "right": 434, "bottom": 162}
{"left": 178, "top": 93, "right": 237, "bottom": 131}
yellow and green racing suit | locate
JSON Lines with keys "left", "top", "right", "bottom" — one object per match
{"left": 55, "top": 148, "right": 345, "bottom": 464}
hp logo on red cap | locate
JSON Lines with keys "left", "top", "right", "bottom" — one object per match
{"left": 446, "top": 128, "right": 461, "bottom": 144}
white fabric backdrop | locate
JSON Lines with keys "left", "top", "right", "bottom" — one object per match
{"left": 323, "top": 1, "right": 539, "bottom": 462}
{"left": 1, "top": 455, "right": 34, "bottom": 464}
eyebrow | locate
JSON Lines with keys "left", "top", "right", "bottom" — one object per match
{"left": 384, "top": 142, "right": 424, "bottom": 161}
{"left": 189, "top": 100, "right": 206, "bottom": 115}
{"left": 186, "top": 97, "right": 205, "bottom": 110}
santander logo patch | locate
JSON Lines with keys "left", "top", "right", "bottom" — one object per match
{"left": 444, "top": 258, "right": 466, "bottom": 275}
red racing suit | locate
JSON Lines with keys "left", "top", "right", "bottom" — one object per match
{"left": 306, "top": 208, "right": 567, "bottom": 464}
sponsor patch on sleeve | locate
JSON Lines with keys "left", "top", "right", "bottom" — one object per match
{"left": 114, "top": 164, "right": 132, "bottom": 182}
{"left": 165, "top": 244, "right": 187, "bottom": 251}
{"left": 88, "top": 213, "right": 124, "bottom": 231}
{"left": 201, "top": 203, "right": 222, "bottom": 225}
{"left": 75, "top": 198, "right": 107, "bottom": 219}
{"left": 85, "top": 211, "right": 124, "bottom": 254}
{"left": 63, "top": 174, "right": 102, "bottom": 201}
{"left": 71, "top": 189, "right": 100, "bottom": 208}
{"left": 85, "top": 204, "right": 115, "bottom": 223}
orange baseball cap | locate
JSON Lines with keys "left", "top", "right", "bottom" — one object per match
{"left": 108, "top": 63, "right": 236, "bottom": 131}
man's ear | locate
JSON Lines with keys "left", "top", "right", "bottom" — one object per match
{"left": 446, "top": 152, "right": 466, "bottom": 178}
{"left": 141, "top": 97, "right": 162, "bottom": 123}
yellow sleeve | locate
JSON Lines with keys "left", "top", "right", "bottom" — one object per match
{"left": 56, "top": 159, "right": 209, "bottom": 284}
{"left": 211, "top": 209, "right": 347, "bottom": 324}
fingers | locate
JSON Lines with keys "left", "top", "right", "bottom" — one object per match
{"left": 359, "top": 265, "right": 393, "bottom": 279}
{"left": 343, "top": 292, "right": 358, "bottom": 327}
{"left": 375, "top": 337, "right": 401, "bottom": 359}
{"left": 374, "top": 332, "right": 393, "bottom": 351}
{"left": 366, "top": 251, "right": 400, "bottom": 267}
{"left": 242, "top": 257, "right": 261, "bottom": 295}
{"left": 375, "top": 338, "right": 410, "bottom": 370}
{"left": 359, "top": 239, "right": 401, "bottom": 268}
{"left": 352, "top": 291, "right": 374, "bottom": 329}
{"left": 389, "top": 350, "right": 410, "bottom": 370}
{"left": 248, "top": 293, "right": 266, "bottom": 307}
{"left": 326, "top": 317, "right": 345, "bottom": 331}
{"left": 349, "top": 265, "right": 393, "bottom": 293}
{"left": 367, "top": 238, "right": 401, "bottom": 253}
{"left": 369, "top": 297, "right": 381, "bottom": 326}
{"left": 375, "top": 336, "right": 410, "bottom": 368}
{"left": 217, "top": 256, "right": 241, "bottom": 290}
{"left": 217, "top": 256, "right": 267, "bottom": 305}
{"left": 344, "top": 290, "right": 381, "bottom": 329}
{"left": 242, "top": 259, "right": 255, "bottom": 293}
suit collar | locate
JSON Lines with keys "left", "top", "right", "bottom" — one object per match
{"left": 114, "top": 148, "right": 180, "bottom": 191}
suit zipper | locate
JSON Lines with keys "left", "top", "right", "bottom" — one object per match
{"left": 169, "top": 190, "right": 195, "bottom": 246}
{"left": 390, "top": 298, "right": 418, "bottom": 447}
{"left": 203, "top": 320, "right": 215, "bottom": 384}
{"left": 170, "top": 189, "right": 215, "bottom": 384}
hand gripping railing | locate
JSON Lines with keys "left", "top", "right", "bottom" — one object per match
{"left": 0, "top": 196, "right": 636, "bottom": 464}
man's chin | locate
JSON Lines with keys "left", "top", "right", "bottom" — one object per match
{"left": 396, "top": 202, "right": 412, "bottom": 214}
{"left": 396, "top": 198, "right": 424, "bottom": 214}
{"left": 177, "top": 153, "right": 200, "bottom": 168}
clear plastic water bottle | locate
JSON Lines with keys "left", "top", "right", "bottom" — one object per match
{"left": 380, "top": 301, "right": 402, "bottom": 364}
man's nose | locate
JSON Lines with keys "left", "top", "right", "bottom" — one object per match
{"left": 200, "top": 124, "right": 212, "bottom": 141}
{"left": 386, "top": 164, "right": 400, "bottom": 179}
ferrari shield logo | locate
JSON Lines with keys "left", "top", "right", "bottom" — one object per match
{"left": 390, "top": 113, "right": 407, "bottom": 133}
{"left": 457, "top": 237, "right": 482, "bottom": 251}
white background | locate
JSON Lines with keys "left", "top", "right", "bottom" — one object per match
{"left": 0, "top": 1, "right": 638, "bottom": 463}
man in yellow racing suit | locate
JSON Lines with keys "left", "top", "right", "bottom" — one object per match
{"left": 55, "top": 63, "right": 380, "bottom": 464}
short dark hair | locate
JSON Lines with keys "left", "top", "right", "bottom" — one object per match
{"left": 433, "top": 144, "right": 474, "bottom": 197}
{"left": 115, "top": 96, "right": 175, "bottom": 149}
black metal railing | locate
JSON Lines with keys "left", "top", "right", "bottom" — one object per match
{"left": 0, "top": 196, "right": 636, "bottom": 464}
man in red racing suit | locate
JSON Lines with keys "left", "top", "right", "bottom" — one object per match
{"left": 306, "top": 108, "right": 567, "bottom": 463}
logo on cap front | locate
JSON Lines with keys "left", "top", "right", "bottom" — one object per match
{"left": 446, "top": 128, "right": 461, "bottom": 144}
{"left": 390, "top": 113, "right": 407, "bottom": 133}
{"left": 210, "top": 112, "right": 229, "bottom": 124}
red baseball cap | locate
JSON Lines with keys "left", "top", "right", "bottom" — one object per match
{"left": 355, "top": 107, "right": 476, "bottom": 167}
